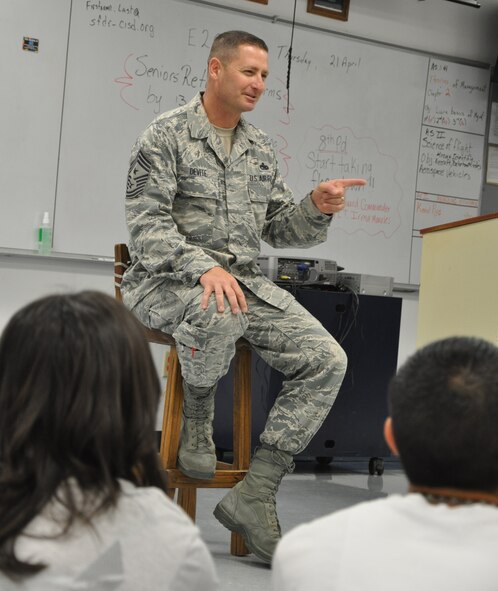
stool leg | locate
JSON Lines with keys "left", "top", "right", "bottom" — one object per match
{"left": 160, "top": 342, "right": 251, "bottom": 556}
{"left": 230, "top": 345, "right": 252, "bottom": 556}
{"left": 178, "top": 488, "right": 197, "bottom": 521}
{"left": 231, "top": 531, "right": 249, "bottom": 557}
{"left": 160, "top": 348, "right": 189, "bottom": 502}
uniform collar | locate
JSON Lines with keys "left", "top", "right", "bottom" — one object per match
{"left": 186, "top": 93, "right": 259, "bottom": 144}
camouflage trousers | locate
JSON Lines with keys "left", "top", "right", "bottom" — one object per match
{"left": 133, "top": 284, "right": 347, "bottom": 455}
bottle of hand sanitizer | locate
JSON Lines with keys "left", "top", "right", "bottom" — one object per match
{"left": 38, "top": 211, "right": 52, "bottom": 255}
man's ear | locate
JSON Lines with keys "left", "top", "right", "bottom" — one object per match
{"left": 209, "top": 57, "right": 222, "bottom": 79}
{"left": 384, "top": 417, "right": 399, "bottom": 456}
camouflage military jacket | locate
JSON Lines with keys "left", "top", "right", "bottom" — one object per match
{"left": 123, "top": 93, "right": 333, "bottom": 312}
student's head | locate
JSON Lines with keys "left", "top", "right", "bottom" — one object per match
{"left": 385, "top": 336, "right": 498, "bottom": 492}
{"left": 205, "top": 31, "right": 269, "bottom": 118}
{"left": 0, "top": 291, "right": 164, "bottom": 576}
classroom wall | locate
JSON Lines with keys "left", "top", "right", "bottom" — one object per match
{"left": 220, "top": 0, "right": 498, "bottom": 65}
{"left": 482, "top": 80, "right": 498, "bottom": 214}
{"left": 1, "top": 0, "right": 496, "bottom": 369}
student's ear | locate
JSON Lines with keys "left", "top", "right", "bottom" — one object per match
{"left": 384, "top": 417, "right": 399, "bottom": 456}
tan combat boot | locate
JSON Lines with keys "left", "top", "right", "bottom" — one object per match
{"left": 213, "top": 445, "right": 294, "bottom": 562}
{"left": 177, "top": 382, "right": 217, "bottom": 479}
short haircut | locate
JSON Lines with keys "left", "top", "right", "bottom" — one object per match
{"left": 388, "top": 336, "right": 498, "bottom": 491}
{"left": 208, "top": 30, "right": 268, "bottom": 64}
{"left": 0, "top": 291, "right": 164, "bottom": 577}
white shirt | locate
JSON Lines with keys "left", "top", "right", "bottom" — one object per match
{"left": 2, "top": 480, "right": 217, "bottom": 591}
{"left": 272, "top": 493, "right": 498, "bottom": 591}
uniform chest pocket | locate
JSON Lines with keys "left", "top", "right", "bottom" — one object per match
{"left": 247, "top": 165, "right": 273, "bottom": 230}
{"left": 247, "top": 163, "right": 274, "bottom": 201}
{"left": 177, "top": 163, "right": 220, "bottom": 199}
{"left": 174, "top": 166, "right": 221, "bottom": 243}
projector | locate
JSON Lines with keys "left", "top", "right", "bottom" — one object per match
{"left": 257, "top": 255, "right": 338, "bottom": 285}
{"left": 336, "top": 272, "right": 394, "bottom": 296}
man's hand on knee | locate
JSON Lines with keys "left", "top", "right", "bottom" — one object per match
{"left": 200, "top": 267, "right": 248, "bottom": 314}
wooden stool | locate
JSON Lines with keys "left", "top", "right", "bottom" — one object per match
{"left": 114, "top": 243, "right": 250, "bottom": 556}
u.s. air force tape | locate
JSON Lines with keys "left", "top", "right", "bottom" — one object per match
{"left": 126, "top": 150, "right": 152, "bottom": 198}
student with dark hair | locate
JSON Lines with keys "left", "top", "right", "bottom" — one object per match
{"left": 272, "top": 336, "right": 498, "bottom": 591}
{"left": 0, "top": 291, "right": 217, "bottom": 590}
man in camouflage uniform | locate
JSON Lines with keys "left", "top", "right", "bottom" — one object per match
{"left": 122, "top": 30, "right": 366, "bottom": 563}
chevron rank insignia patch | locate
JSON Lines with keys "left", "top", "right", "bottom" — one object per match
{"left": 126, "top": 150, "right": 152, "bottom": 198}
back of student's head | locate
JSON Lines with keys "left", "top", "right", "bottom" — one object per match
{"left": 0, "top": 291, "right": 164, "bottom": 576}
{"left": 388, "top": 336, "right": 498, "bottom": 492}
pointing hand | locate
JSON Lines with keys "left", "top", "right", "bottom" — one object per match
{"left": 311, "top": 178, "right": 367, "bottom": 215}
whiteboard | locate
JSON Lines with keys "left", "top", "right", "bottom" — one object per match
{"left": 1, "top": 0, "right": 491, "bottom": 284}
{"left": 409, "top": 58, "right": 489, "bottom": 283}
{"left": 0, "top": 0, "right": 70, "bottom": 251}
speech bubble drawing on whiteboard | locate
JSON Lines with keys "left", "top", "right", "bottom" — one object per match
{"left": 296, "top": 125, "right": 403, "bottom": 238}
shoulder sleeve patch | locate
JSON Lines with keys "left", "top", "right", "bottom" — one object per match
{"left": 126, "top": 149, "right": 152, "bottom": 198}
